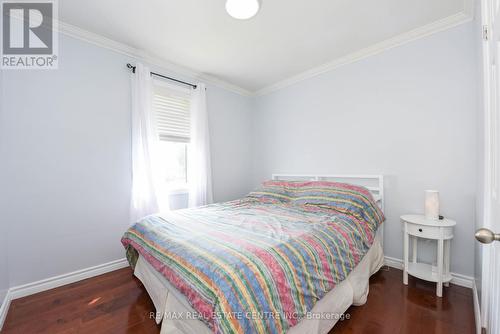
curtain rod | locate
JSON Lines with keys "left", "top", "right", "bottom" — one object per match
{"left": 126, "top": 63, "right": 197, "bottom": 89}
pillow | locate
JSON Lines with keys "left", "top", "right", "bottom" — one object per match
{"left": 284, "top": 181, "right": 385, "bottom": 226}
{"left": 246, "top": 180, "right": 292, "bottom": 204}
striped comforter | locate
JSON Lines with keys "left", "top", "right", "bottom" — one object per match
{"left": 122, "top": 183, "right": 384, "bottom": 334}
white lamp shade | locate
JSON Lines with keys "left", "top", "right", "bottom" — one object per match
{"left": 424, "top": 190, "right": 440, "bottom": 220}
{"left": 226, "top": 0, "right": 261, "bottom": 20}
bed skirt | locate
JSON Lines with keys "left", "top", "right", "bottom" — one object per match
{"left": 134, "top": 232, "right": 384, "bottom": 334}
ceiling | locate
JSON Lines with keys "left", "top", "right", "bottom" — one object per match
{"left": 59, "top": 0, "right": 471, "bottom": 94}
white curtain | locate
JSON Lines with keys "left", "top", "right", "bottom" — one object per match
{"left": 130, "top": 63, "right": 164, "bottom": 223}
{"left": 188, "top": 83, "right": 214, "bottom": 207}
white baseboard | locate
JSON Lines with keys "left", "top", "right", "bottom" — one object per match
{"left": 473, "top": 280, "right": 482, "bottom": 334}
{"left": 384, "top": 256, "right": 474, "bottom": 289}
{"left": 384, "top": 256, "right": 406, "bottom": 271}
{"left": 0, "top": 290, "right": 12, "bottom": 332}
{"left": 0, "top": 258, "right": 128, "bottom": 331}
{"left": 9, "top": 258, "right": 129, "bottom": 300}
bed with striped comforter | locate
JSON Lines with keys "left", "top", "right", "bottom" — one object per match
{"left": 121, "top": 181, "right": 384, "bottom": 334}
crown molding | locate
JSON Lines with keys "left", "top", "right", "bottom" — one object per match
{"left": 255, "top": 10, "right": 473, "bottom": 96}
{"left": 57, "top": 21, "right": 253, "bottom": 97}
{"left": 56, "top": 5, "right": 473, "bottom": 98}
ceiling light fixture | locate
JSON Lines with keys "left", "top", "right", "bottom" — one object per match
{"left": 225, "top": 0, "right": 261, "bottom": 20}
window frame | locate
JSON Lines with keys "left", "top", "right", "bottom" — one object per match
{"left": 152, "top": 79, "right": 192, "bottom": 194}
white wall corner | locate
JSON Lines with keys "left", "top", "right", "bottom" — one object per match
{"left": 0, "top": 289, "right": 12, "bottom": 332}
{"left": 384, "top": 256, "right": 475, "bottom": 289}
{"left": 473, "top": 280, "right": 482, "bottom": 334}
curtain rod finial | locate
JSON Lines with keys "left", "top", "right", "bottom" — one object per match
{"left": 126, "top": 63, "right": 136, "bottom": 73}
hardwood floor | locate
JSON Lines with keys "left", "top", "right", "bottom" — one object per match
{"left": 2, "top": 266, "right": 475, "bottom": 334}
{"left": 334, "top": 267, "right": 475, "bottom": 334}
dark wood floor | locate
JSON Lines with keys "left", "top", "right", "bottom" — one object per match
{"left": 2, "top": 266, "right": 475, "bottom": 334}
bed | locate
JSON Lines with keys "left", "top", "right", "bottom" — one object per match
{"left": 121, "top": 174, "right": 385, "bottom": 334}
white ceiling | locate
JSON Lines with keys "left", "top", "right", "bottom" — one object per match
{"left": 59, "top": 0, "right": 470, "bottom": 94}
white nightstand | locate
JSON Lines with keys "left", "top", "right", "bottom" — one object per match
{"left": 401, "top": 214, "right": 456, "bottom": 297}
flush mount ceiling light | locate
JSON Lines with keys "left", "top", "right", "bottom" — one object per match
{"left": 225, "top": 0, "right": 261, "bottom": 20}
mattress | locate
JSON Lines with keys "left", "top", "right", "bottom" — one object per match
{"left": 134, "top": 232, "right": 384, "bottom": 334}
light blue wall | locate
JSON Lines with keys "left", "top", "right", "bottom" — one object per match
{"left": 0, "top": 71, "right": 10, "bottom": 307}
{"left": 0, "top": 19, "right": 481, "bottom": 289}
{"left": 2, "top": 34, "right": 133, "bottom": 287}
{"left": 0, "top": 33, "right": 253, "bottom": 287}
{"left": 168, "top": 85, "right": 254, "bottom": 209}
{"left": 252, "top": 22, "right": 480, "bottom": 277}
{"left": 208, "top": 85, "right": 254, "bottom": 202}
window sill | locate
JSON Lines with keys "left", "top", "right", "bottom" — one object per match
{"left": 168, "top": 189, "right": 189, "bottom": 196}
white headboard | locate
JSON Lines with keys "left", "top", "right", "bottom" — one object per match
{"left": 271, "top": 174, "right": 385, "bottom": 246}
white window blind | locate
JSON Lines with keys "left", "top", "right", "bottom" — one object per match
{"left": 153, "top": 84, "right": 191, "bottom": 143}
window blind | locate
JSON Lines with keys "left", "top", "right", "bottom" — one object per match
{"left": 153, "top": 84, "right": 191, "bottom": 143}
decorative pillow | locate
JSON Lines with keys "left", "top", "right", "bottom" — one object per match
{"left": 284, "top": 181, "right": 385, "bottom": 226}
{"left": 246, "top": 180, "right": 292, "bottom": 204}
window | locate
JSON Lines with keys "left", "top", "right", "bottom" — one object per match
{"left": 153, "top": 82, "right": 191, "bottom": 192}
